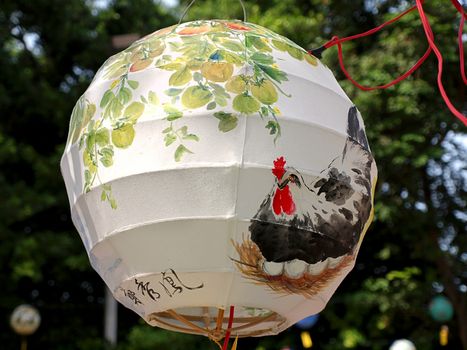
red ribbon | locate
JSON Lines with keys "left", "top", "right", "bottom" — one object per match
{"left": 311, "top": 0, "right": 467, "bottom": 126}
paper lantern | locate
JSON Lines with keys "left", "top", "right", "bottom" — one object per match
{"left": 10, "top": 305, "right": 41, "bottom": 336}
{"left": 61, "top": 20, "right": 377, "bottom": 339}
{"left": 429, "top": 295, "right": 453, "bottom": 322}
{"left": 296, "top": 314, "right": 319, "bottom": 330}
{"left": 389, "top": 339, "right": 416, "bottom": 350}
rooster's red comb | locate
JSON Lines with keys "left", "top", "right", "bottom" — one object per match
{"left": 272, "top": 156, "right": 286, "bottom": 179}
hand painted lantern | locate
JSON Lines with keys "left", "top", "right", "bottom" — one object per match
{"left": 61, "top": 20, "right": 377, "bottom": 339}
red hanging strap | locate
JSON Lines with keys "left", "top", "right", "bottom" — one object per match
{"left": 221, "top": 306, "right": 235, "bottom": 350}
{"left": 309, "top": 0, "right": 467, "bottom": 126}
{"left": 454, "top": 1, "right": 467, "bottom": 85}
{"left": 312, "top": 2, "right": 432, "bottom": 91}
{"left": 415, "top": 0, "right": 467, "bottom": 125}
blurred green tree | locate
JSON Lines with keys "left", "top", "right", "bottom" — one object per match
{"left": 0, "top": 0, "right": 465, "bottom": 349}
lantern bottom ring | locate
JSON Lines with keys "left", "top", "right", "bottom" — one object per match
{"left": 148, "top": 306, "right": 287, "bottom": 339}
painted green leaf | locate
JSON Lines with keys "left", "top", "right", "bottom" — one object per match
{"left": 95, "top": 128, "right": 110, "bottom": 147}
{"left": 286, "top": 45, "right": 304, "bottom": 60}
{"left": 85, "top": 132, "right": 96, "bottom": 154}
{"left": 99, "top": 147, "right": 114, "bottom": 166}
{"left": 246, "top": 35, "right": 271, "bottom": 52}
{"left": 127, "top": 80, "right": 139, "bottom": 89}
{"left": 100, "top": 90, "right": 115, "bottom": 108}
{"left": 208, "top": 82, "right": 230, "bottom": 98}
{"left": 140, "top": 95, "right": 147, "bottom": 103}
{"left": 162, "top": 127, "right": 172, "bottom": 134}
{"left": 109, "top": 98, "right": 124, "bottom": 119}
{"left": 207, "top": 101, "right": 216, "bottom": 110}
{"left": 118, "top": 87, "right": 132, "bottom": 105}
{"left": 179, "top": 126, "right": 188, "bottom": 136}
{"left": 164, "top": 88, "right": 183, "bottom": 96}
{"left": 183, "top": 134, "right": 199, "bottom": 141}
{"left": 109, "top": 198, "right": 117, "bottom": 209}
{"left": 164, "top": 133, "right": 176, "bottom": 146}
{"left": 221, "top": 40, "right": 244, "bottom": 52}
{"left": 257, "top": 64, "right": 288, "bottom": 83}
{"left": 124, "top": 102, "right": 145, "bottom": 122}
{"left": 169, "top": 66, "right": 192, "bottom": 86}
{"left": 181, "top": 86, "right": 212, "bottom": 109}
{"left": 164, "top": 104, "right": 183, "bottom": 120}
{"left": 193, "top": 72, "right": 203, "bottom": 82}
{"left": 214, "top": 111, "right": 238, "bottom": 132}
{"left": 158, "top": 62, "right": 183, "bottom": 71}
{"left": 219, "top": 50, "right": 243, "bottom": 65}
{"left": 174, "top": 144, "right": 193, "bottom": 162}
{"left": 266, "top": 120, "right": 280, "bottom": 137}
{"left": 148, "top": 91, "right": 159, "bottom": 105}
{"left": 215, "top": 96, "right": 227, "bottom": 107}
{"left": 250, "top": 52, "right": 274, "bottom": 65}
{"left": 101, "top": 190, "right": 107, "bottom": 201}
{"left": 271, "top": 39, "right": 288, "bottom": 52}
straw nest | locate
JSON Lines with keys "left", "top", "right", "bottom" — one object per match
{"left": 231, "top": 236, "right": 354, "bottom": 297}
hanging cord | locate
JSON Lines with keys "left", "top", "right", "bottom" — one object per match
{"left": 309, "top": 0, "right": 467, "bottom": 126}
{"left": 415, "top": 0, "right": 466, "bottom": 125}
{"left": 455, "top": 1, "right": 466, "bottom": 85}
{"left": 309, "top": 2, "right": 432, "bottom": 90}
{"left": 178, "top": 0, "right": 247, "bottom": 24}
{"left": 221, "top": 306, "right": 235, "bottom": 350}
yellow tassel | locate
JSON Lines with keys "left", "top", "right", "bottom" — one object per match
{"left": 440, "top": 325, "right": 449, "bottom": 346}
{"left": 301, "top": 331, "right": 313, "bottom": 348}
{"left": 231, "top": 336, "right": 239, "bottom": 350}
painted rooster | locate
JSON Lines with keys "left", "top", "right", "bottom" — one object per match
{"left": 234, "top": 106, "right": 376, "bottom": 295}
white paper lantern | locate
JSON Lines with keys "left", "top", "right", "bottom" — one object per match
{"left": 389, "top": 339, "right": 416, "bottom": 350}
{"left": 61, "top": 20, "right": 377, "bottom": 339}
{"left": 10, "top": 305, "right": 41, "bottom": 336}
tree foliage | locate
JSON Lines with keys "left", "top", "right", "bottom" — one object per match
{"left": 0, "top": 0, "right": 465, "bottom": 349}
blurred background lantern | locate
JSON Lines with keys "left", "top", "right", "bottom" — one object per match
{"left": 10, "top": 304, "right": 41, "bottom": 350}
{"left": 389, "top": 339, "right": 416, "bottom": 350}
{"left": 296, "top": 314, "right": 319, "bottom": 349}
{"left": 428, "top": 295, "right": 453, "bottom": 323}
{"left": 428, "top": 295, "right": 453, "bottom": 346}
{"left": 295, "top": 314, "right": 319, "bottom": 330}
{"left": 61, "top": 15, "right": 377, "bottom": 342}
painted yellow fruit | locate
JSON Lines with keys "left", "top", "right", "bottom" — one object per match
{"left": 305, "top": 53, "right": 318, "bottom": 66}
{"left": 181, "top": 86, "right": 212, "bottom": 109}
{"left": 111, "top": 124, "right": 135, "bottom": 148}
{"left": 201, "top": 62, "right": 234, "bottom": 82}
{"left": 233, "top": 94, "right": 260, "bottom": 114}
{"left": 251, "top": 80, "right": 278, "bottom": 105}
{"left": 225, "top": 75, "right": 247, "bottom": 94}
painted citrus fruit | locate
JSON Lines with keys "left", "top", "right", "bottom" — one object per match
{"left": 201, "top": 62, "right": 234, "bottom": 82}
{"left": 233, "top": 94, "right": 260, "bottom": 114}
{"left": 251, "top": 80, "right": 278, "bottom": 105}
{"left": 111, "top": 124, "right": 135, "bottom": 148}
{"left": 225, "top": 75, "right": 247, "bottom": 93}
{"left": 181, "top": 86, "right": 212, "bottom": 109}
{"left": 178, "top": 25, "right": 210, "bottom": 35}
